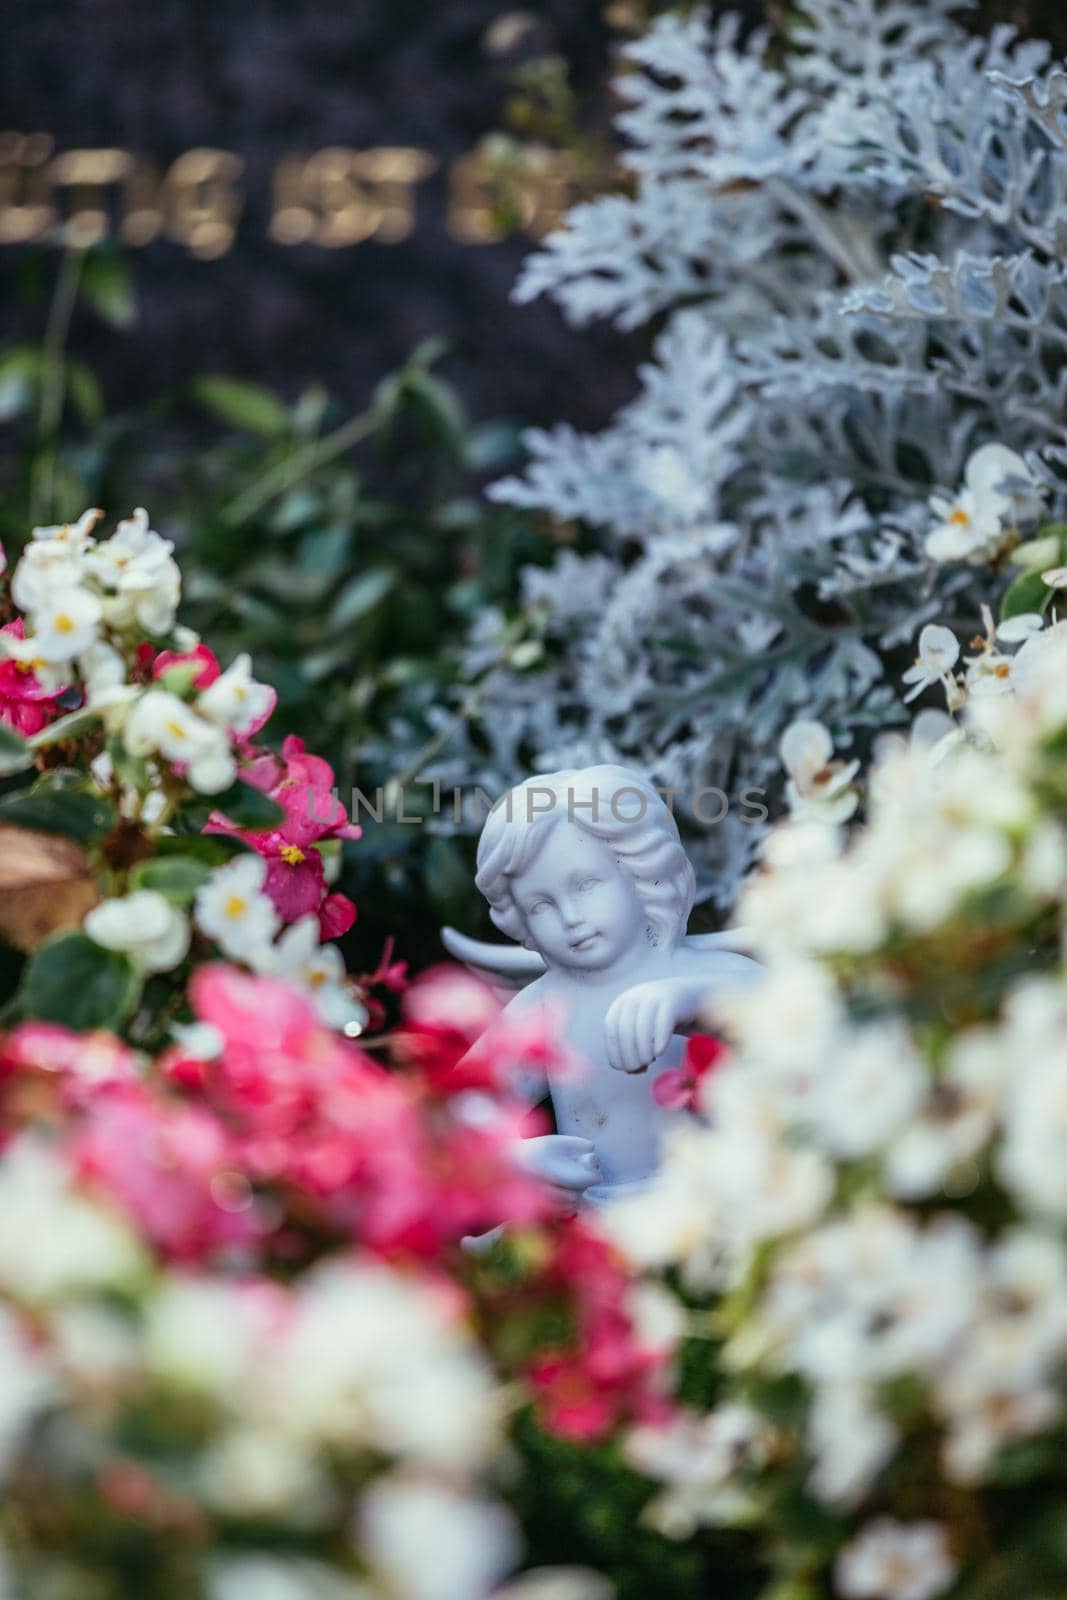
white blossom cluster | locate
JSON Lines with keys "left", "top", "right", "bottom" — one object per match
{"left": 0, "top": 1137, "right": 520, "bottom": 1600}
{"left": 439, "top": 1, "right": 1067, "bottom": 906}
{"left": 604, "top": 616, "right": 1067, "bottom": 1597}
{"left": 2, "top": 511, "right": 364, "bottom": 1034}
{"left": 5, "top": 508, "right": 267, "bottom": 794}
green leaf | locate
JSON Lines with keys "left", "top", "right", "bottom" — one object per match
{"left": 1001, "top": 568, "right": 1053, "bottom": 622}
{"left": 154, "top": 831, "right": 251, "bottom": 863}
{"left": 29, "top": 706, "right": 103, "bottom": 747}
{"left": 402, "top": 368, "right": 467, "bottom": 452}
{"left": 65, "top": 360, "right": 104, "bottom": 425}
{"left": 192, "top": 376, "right": 290, "bottom": 437}
{"left": 0, "top": 781, "right": 116, "bottom": 842}
{"left": 0, "top": 344, "right": 44, "bottom": 421}
{"left": 206, "top": 779, "right": 285, "bottom": 831}
{"left": 80, "top": 251, "right": 137, "bottom": 329}
{"left": 0, "top": 722, "right": 33, "bottom": 777}
{"left": 406, "top": 334, "right": 451, "bottom": 371}
{"left": 22, "top": 933, "right": 141, "bottom": 1030}
{"left": 132, "top": 855, "right": 212, "bottom": 904}
{"left": 103, "top": 731, "right": 151, "bottom": 791}
{"left": 328, "top": 568, "right": 396, "bottom": 631}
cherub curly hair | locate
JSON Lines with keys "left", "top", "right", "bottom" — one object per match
{"left": 474, "top": 764, "right": 696, "bottom": 951}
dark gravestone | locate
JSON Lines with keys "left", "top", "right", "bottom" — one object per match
{"left": 1, "top": 1, "right": 1055, "bottom": 439}
{"left": 0, "top": 0, "right": 647, "bottom": 431}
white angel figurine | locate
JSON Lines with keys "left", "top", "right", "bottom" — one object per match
{"left": 442, "top": 764, "right": 760, "bottom": 1206}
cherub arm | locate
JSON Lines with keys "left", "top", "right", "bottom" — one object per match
{"left": 604, "top": 949, "right": 763, "bottom": 1074}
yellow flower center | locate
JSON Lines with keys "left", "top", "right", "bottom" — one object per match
{"left": 224, "top": 894, "right": 248, "bottom": 919}
{"left": 949, "top": 508, "right": 970, "bottom": 526}
{"left": 54, "top": 613, "right": 75, "bottom": 634}
{"left": 280, "top": 844, "right": 306, "bottom": 866}
{"left": 165, "top": 718, "right": 188, "bottom": 741}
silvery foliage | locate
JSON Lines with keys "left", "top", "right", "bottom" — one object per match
{"left": 438, "top": 1, "right": 1067, "bottom": 907}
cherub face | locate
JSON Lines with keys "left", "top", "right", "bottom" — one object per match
{"left": 511, "top": 819, "right": 647, "bottom": 972}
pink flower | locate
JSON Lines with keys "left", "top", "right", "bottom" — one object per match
{"left": 0, "top": 620, "right": 66, "bottom": 736}
{"left": 524, "top": 1220, "right": 675, "bottom": 1440}
{"left": 652, "top": 1033, "right": 729, "bottom": 1111}
{"left": 152, "top": 642, "right": 221, "bottom": 689}
{"left": 185, "top": 965, "right": 551, "bottom": 1258}
{"left": 72, "top": 1085, "right": 261, "bottom": 1261}
{"left": 0, "top": 1023, "right": 138, "bottom": 1102}
{"left": 319, "top": 891, "right": 356, "bottom": 938}
{"left": 204, "top": 735, "right": 360, "bottom": 935}
{"left": 398, "top": 967, "right": 580, "bottom": 1098}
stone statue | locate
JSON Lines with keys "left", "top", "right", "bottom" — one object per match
{"left": 442, "top": 764, "right": 760, "bottom": 1206}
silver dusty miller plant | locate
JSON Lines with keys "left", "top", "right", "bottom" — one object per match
{"left": 420, "top": 0, "right": 1067, "bottom": 907}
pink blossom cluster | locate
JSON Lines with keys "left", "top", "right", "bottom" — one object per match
{"left": 206, "top": 731, "right": 361, "bottom": 938}
{"left": 154, "top": 641, "right": 361, "bottom": 939}
{"left": 0, "top": 967, "right": 546, "bottom": 1265}
{"left": 525, "top": 1222, "right": 676, "bottom": 1441}
{"left": 0, "top": 964, "right": 676, "bottom": 1444}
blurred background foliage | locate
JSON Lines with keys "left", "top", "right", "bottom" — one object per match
{"left": 0, "top": 240, "right": 564, "bottom": 972}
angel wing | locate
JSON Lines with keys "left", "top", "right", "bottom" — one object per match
{"left": 440, "top": 926, "right": 543, "bottom": 992}
{"left": 440, "top": 923, "right": 755, "bottom": 991}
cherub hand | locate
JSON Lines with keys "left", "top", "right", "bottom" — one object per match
{"left": 516, "top": 1134, "right": 602, "bottom": 1208}
{"left": 605, "top": 981, "right": 678, "bottom": 1074}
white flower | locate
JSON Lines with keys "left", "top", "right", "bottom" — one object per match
{"left": 356, "top": 1473, "right": 518, "bottom": 1600}
{"left": 808, "top": 1024, "right": 926, "bottom": 1161}
{"left": 79, "top": 639, "right": 129, "bottom": 697}
{"left": 199, "top": 652, "right": 275, "bottom": 737}
{"left": 760, "top": 1209, "right": 981, "bottom": 1389}
{"left": 743, "top": 820, "right": 887, "bottom": 958}
{"left": 198, "top": 1428, "right": 329, "bottom": 1522}
{"left": 926, "top": 444, "right": 1039, "bottom": 565}
{"left": 0, "top": 1136, "right": 144, "bottom": 1301}
{"left": 901, "top": 625, "right": 959, "bottom": 704}
{"left": 836, "top": 1518, "right": 957, "bottom": 1600}
{"left": 195, "top": 855, "right": 280, "bottom": 961}
{"left": 49, "top": 1303, "right": 139, "bottom": 1389}
{"left": 1042, "top": 565, "right": 1067, "bottom": 589}
{"left": 86, "top": 507, "right": 182, "bottom": 634}
{"left": 254, "top": 917, "right": 368, "bottom": 1032}
{"left": 84, "top": 890, "right": 190, "bottom": 974}
{"left": 625, "top": 1404, "right": 770, "bottom": 1536}
{"left": 779, "top": 720, "right": 859, "bottom": 823}
{"left": 885, "top": 1027, "right": 1005, "bottom": 1200}
{"left": 935, "top": 1236, "right": 1067, "bottom": 1485}
{"left": 807, "top": 1384, "right": 897, "bottom": 1507}
{"left": 144, "top": 1276, "right": 270, "bottom": 1399}
{"left": 23, "top": 585, "right": 103, "bottom": 664}
{"left": 11, "top": 508, "right": 101, "bottom": 610}
{"left": 996, "top": 612, "right": 1045, "bottom": 644}
{"left": 124, "top": 689, "right": 236, "bottom": 794}
{"left": 205, "top": 1556, "right": 368, "bottom": 1600}
{"left": 270, "top": 1261, "right": 502, "bottom": 1470}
